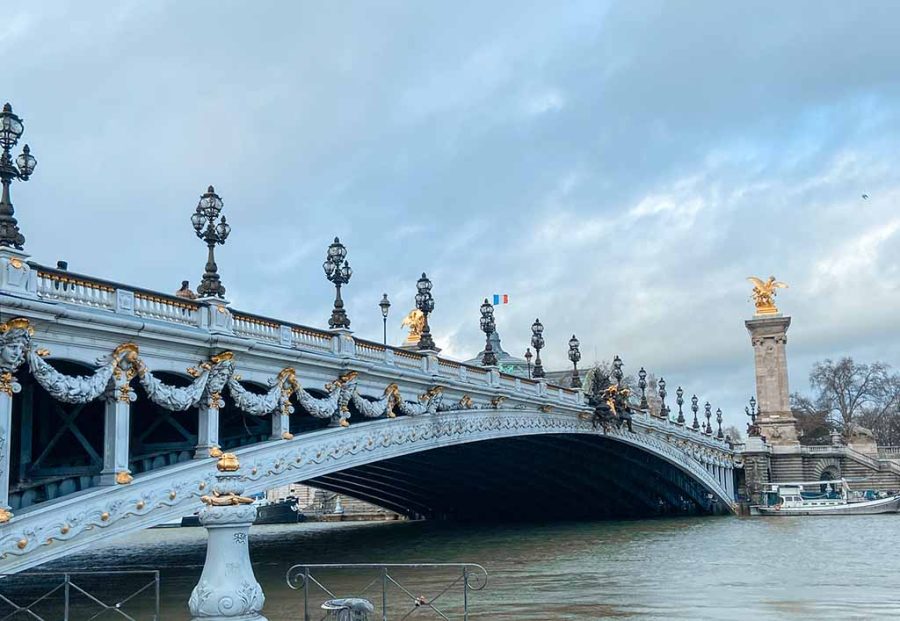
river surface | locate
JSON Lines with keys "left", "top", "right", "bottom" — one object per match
{"left": 26, "top": 515, "right": 900, "bottom": 620}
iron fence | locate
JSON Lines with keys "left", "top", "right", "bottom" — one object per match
{"left": 286, "top": 563, "right": 488, "bottom": 621}
{"left": 0, "top": 571, "right": 159, "bottom": 621}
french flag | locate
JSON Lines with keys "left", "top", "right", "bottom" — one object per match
{"left": 492, "top": 294, "right": 509, "bottom": 305}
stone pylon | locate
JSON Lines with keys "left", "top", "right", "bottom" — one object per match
{"left": 189, "top": 453, "right": 267, "bottom": 621}
{"left": 745, "top": 314, "right": 799, "bottom": 446}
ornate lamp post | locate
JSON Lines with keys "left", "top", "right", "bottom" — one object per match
{"left": 613, "top": 355, "right": 624, "bottom": 387}
{"left": 524, "top": 348, "right": 533, "bottom": 379}
{"left": 379, "top": 293, "right": 391, "bottom": 345}
{"left": 322, "top": 237, "right": 352, "bottom": 329}
{"left": 530, "top": 319, "right": 545, "bottom": 379}
{"left": 0, "top": 104, "right": 37, "bottom": 250}
{"left": 676, "top": 386, "right": 685, "bottom": 424}
{"left": 691, "top": 395, "right": 700, "bottom": 430}
{"left": 746, "top": 396, "right": 758, "bottom": 436}
{"left": 568, "top": 334, "right": 581, "bottom": 389}
{"left": 479, "top": 298, "right": 497, "bottom": 366}
{"left": 704, "top": 402, "right": 712, "bottom": 434}
{"left": 415, "top": 273, "right": 435, "bottom": 350}
{"left": 191, "top": 186, "right": 231, "bottom": 298}
{"left": 716, "top": 408, "right": 724, "bottom": 439}
{"left": 638, "top": 367, "right": 649, "bottom": 411}
{"left": 658, "top": 377, "right": 668, "bottom": 420}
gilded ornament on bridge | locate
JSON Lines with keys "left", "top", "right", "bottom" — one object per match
{"left": 216, "top": 452, "right": 241, "bottom": 472}
{"left": 210, "top": 351, "right": 234, "bottom": 364}
{"left": 0, "top": 317, "right": 34, "bottom": 336}
{"left": 115, "top": 471, "right": 133, "bottom": 485}
{"left": 200, "top": 492, "right": 254, "bottom": 506}
{"left": 400, "top": 309, "right": 425, "bottom": 346}
{"left": 0, "top": 508, "right": 12, "bottom": 523}
{"left": 747, "top": 275, "right": 788, "bottom": 316}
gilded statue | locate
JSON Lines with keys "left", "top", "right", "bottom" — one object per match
{"left": 400, "top": 309, "right": 425, "bottom": 346}
{"left": 747, "top": 275, "right": 788, "bottom": 315}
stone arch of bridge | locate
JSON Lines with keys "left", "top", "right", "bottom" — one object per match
{"left": 0, "top": 410, "right": 734, "bottom": 574}
{"left": 303, "top": 433, "right": 728, "bottom": 520}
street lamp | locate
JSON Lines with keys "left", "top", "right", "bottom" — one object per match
{"left": 0, "top": 103, "right": 37, "bottom": 250}
{"left": 704, "top": 402, "right": 712, "bottom": 434}
{"left": 191, "top": 185, "right": 230, "bottom": 298}
{"left": 568, "top": 334, "right": 581, "bottom": 389}
{"left": 658, "top": 377, "right": 668, "bottom": 419}
{"left": 323, "top": 237, "right": 352, "bottom": 329}
{"left": 524, "top": 348, "right": 533, "bottom": 379}
{"left": 638, "top": 367, "right": 649, "bottom": 411}
{"left": 716, "top": 408, "right": 724, "bottom": 439}
{"left": 613, "top": 355, "right": 624, "bottom": 387}
{"left": 676, "top": 386, "right": 685, "bottom": 424}
{"left": 530, "top": 319, "right": 545, "bottom": 379}
{"left": 415, "top": 273, "right": 435, "bottom": 350}
{"left": 479, "top": 298, "right": 497, "bottom": 366}
{"left": 379, "top": 293, "right": 391, "bottom": 345}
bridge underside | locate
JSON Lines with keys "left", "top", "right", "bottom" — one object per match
{"left": 307, "top": 434, "right": 729, "bottom": 520}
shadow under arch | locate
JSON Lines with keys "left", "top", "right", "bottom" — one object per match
{"left": 221, "top": 380, "right": 271, "bottom": 451}
{"left": 130, "top": 370, "right": 197, "bottom": 475}
{"left": 9, "top": 358, "right": 105, "bottom": 510}
{"left": 303, "top": 433, "right": 731, "bottom": 522}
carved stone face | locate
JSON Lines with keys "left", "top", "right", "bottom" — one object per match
{"left": 0, "top": 330, "right": 28, "bottom": 371}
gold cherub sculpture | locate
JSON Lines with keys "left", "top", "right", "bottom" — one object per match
{"left": 747, "top": 275, "right": 788, "bottom": 315}
{"left": 400, "top": 309, "right": 425, "bottom": 346}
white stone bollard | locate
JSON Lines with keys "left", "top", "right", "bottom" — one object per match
{"left": 189, "top": 453, "right": 267, "bottom": 621}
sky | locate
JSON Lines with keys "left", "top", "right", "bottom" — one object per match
{"left": 3, "top": 1, "right": 900, "bottom": 430}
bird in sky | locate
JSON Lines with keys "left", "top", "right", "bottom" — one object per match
{"left": 862, "top": 194, "right": 869, "bottom": 200}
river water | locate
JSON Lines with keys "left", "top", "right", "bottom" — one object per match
{"left": 31, "top": 515, "right": 900, "bottom": 620}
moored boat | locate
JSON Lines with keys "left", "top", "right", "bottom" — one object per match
{"left": 752, "top": 479, "right": 900, "bottom": 516}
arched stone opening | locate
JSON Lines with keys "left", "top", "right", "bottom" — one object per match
{"left": 129, "top": 371, "right": 197, "bottom": 474}
{"left": 305, "top": 433, "right": 729, "bottom": 521}
{"left": 9, "top": 359, "right": 105, "bottom": 510}
{"left": 220, "top": 381, "right": 271, "bottom": 451}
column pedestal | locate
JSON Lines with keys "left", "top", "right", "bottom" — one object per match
{"left": 189, "top": 455, "right": 266, "bottom": 621}
{"left": 745, "top": 315, "right": 799, "bottom": 446}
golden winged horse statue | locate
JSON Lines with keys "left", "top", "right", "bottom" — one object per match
{"left": 747, "top": 275, "right": 788, "bottom": 315}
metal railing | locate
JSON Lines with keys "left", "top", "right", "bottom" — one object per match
{"left": 286, "top": 563, "right": 488, "bottom": 621}
{"left": 0, "top": 571, "right": 159, "bottom": 620}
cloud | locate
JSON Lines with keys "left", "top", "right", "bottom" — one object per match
{"left": 6, "top": 1, "right": 900, "bottom": 428}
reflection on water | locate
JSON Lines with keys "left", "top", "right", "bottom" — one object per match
{"left": 35, "top": 515, "right": 900, "bottom": 620}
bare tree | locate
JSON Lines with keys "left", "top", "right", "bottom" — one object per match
{"left": 789, "top": 393, "right": 835, "bottom": 445}
{"left": 723, "top": 425, "right": 743, "bottom": 442}
{"left": 792, "top": 357, "right": 900, "bottom": 444}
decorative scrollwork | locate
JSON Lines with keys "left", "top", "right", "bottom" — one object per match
{"left": 396, "top": 386, "right": 443, "bottom": 416}
{"left": 351, "top": 382, "right": 399, "bottom": 419}
{"left": 437, "top": 394, "right": 477, "bottom": 412}
{"left": 136, "top": 358, "right": 210, "bottom": 411}
{"left": 227, "top": 367, "right": 296, "bottom": 417}
{"left": 26, "top": 342, "right": 137, "bottom": 404}
{"left": 295, "top": 371, "right": 356, "bottom": 426}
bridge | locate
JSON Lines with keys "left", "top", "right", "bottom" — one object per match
{"left": 0, "top": 251, "right": 737, "bottom": 574}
